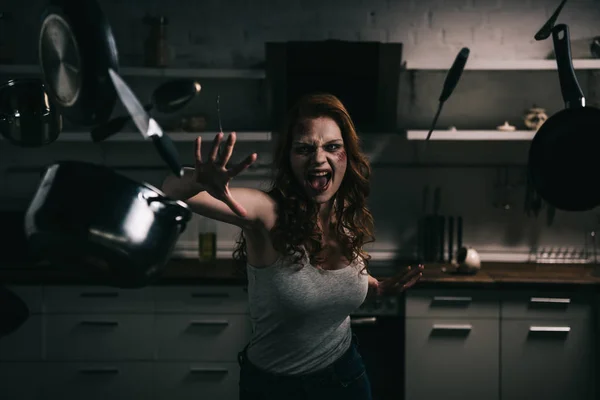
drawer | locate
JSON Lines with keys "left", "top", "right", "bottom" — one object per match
{"left": 405, "top": 318, "right": 499, "bottom": 400}
{"left": 46, "top": 314, "right": 154, "bottom": 361}
{"left": 154, "top": 285, "right": 248, "bottom": 314}
{"left": 0, "top": 362, "right": 44, "bottom": 400}
{"left": 501, "top": 318, "right": 594, "bottom": 400}
{"left": 501, "top": 290, "right": 592, "bottom": 320}
{"left": 153, "top": 362, "right": 239, "bottom": 400}
{"left": 155, "top": 314, "right": 253, "bottom": 362}
{"left": 42, "top": 362, "right": 153, "bottom": 400}
{"left": 4, "top": 285, "right": 43, "bottom": 313}
{"left": 0, "top": 315, "right": 43, "bottom": 361}
{"left": 44, "top": 286, "right": 154, "bottom": 313}
{"left": 406, "top": 289, "right": 499, "bottom": 318}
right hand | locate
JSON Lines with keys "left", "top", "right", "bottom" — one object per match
{"left": 194, "top": 132, "right": 257, "bottom": 217}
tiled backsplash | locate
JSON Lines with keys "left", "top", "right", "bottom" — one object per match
{"left": 1, "top": 0, "right": 600, "bottom": 262}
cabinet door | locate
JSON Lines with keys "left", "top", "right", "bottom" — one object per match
{"left": 501, "top": 319, "right": 594, "bottom": 400}
{"left": 42, "top": 362, "right": 153, "bottom": 400}
{"left": 405, "top": 318, "right": 499, "bottom": 400}
{"left": 0, "top": 362, "right": 44, "bottom": 400}
{"left": 153, "top": 362, "right": 239, "bottom": 400}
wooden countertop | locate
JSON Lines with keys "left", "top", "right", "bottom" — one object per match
{"left": 1, "top": 259, "right": 600, "bottom": 287}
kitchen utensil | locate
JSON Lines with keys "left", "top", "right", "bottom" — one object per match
{"left": 217, "top": 95, "right": 223, "bottom": 133}
{"left": 0, "top": 285, "right": 29, "bottom": 338}
{"left": 0, "top": 79, "right": 62, "bottom": 147}
{"left": 425, "top": 47, "right": 470, "bottom": 141}
{"left": 528, "top": 24, "right": 600, "bottom": 211}
{"left": 108, "top": 68, "right": 184, "bottom": 178}
{"left": 457, "top": 216, "right": 463, "bottom": 250}
{"left": 591, "top": 37, "right": 600, "bottom": 58}
{"left": 417, "top": 185, "right": 429, "bottom": 262}
{"left": 24, "top": 161, "right": 192, "bottom": 288}
{"left": 534, "top": 0, "right": 568, "bottom": 41}
{"left": 38, "top": 0, "right": 119, "bottom": 127}
{"left": 447, "top": 216, "right": 454, "bottom": 263}
{"left": 456, "top": 246, "right": 481, "bottom": 274}
{"left": 91, "top": 79, "right": 202, "bottom": 142}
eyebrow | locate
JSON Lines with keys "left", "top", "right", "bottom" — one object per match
{"left": 292, "top": 139, "right": 343, "bottom": 145}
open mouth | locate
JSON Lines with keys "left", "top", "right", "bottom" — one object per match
{"left": 306, "top": 171, "right": 332, "bottom": 193}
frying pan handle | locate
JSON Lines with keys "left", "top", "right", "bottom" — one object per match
{"left": 552, "top": 24, "right": 585, "bottom": 108}
{"left": 144, "top": 196, "right": 190, "bottom": 232}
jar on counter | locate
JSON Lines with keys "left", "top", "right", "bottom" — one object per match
{"left": 144, "top": 15, "right": 169, "bottom": 67}
{"left": 198, "top": 216, "right": 217, "bottom": 262}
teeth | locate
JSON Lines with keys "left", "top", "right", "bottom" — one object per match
{"left": 309, "top": 171, "right": 329, "bottom": 176}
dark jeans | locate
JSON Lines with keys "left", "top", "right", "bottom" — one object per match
{"left": 237, "top": 336, "right": 372, "bottom": 400}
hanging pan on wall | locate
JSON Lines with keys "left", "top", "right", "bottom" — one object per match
{"left": 528, "top": 24, "right": 600, "bottom": 212}
{"left": 38, "top": 0, "right": 119, "bottom": 127}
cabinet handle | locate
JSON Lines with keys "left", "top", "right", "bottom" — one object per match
{"left": 189, "top": 367, "right": 229, "bottom": 374}
{"left": 529, "top": 297, "right": 571, "bottom": 304}
{"left": 190, "top": 293, "right": 229, "bottom": 299}
{"left": 79, "top": 292, "right": 119, "bottom": 298}
{"left": 79, "top": 321, "right": 119, "bottom": 327}
{"left": 351, "top": 317, "right": 377, "bottom": 326}
{"left": 432, "top": 296, "right": 472, "bottom": 302}
{"left": 189, "top": 319, "right": 229, "bottom": 326}
{"left": 529, "top": 326, "right": 571, "bottom": 333}
{"left": 79, "top": 367, "right": 120, "bottom": 374}
{"left": 432, "top": 324, "right": 472, "bottom": 331}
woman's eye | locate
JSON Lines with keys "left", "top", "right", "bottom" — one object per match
{"left": 325, "top": 144, "right": 341, "bottom": 151}
{"left": 294, "top": 146, "right": 311, "bottom": 154}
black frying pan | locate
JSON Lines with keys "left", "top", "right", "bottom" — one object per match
{"left": 528, "top": 24, "right": 600, "bottom": 212}
{"left": 38, "top": 0, "right": 118, "bottom": 127}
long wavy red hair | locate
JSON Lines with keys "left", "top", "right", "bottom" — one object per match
{"left": 233, "top": 93, "right": 374, "bottom": 273}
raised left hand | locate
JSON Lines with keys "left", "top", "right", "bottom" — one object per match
{"left": 374, "top": 265, "right": 424, "bottom": 296}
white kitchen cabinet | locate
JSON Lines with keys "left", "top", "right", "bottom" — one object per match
{"left": 0, "top": 362, "right": 44, "bottom": 400}
{"left": 501, "top": 319, "right": 594, "bottom": 400}
{"left": 0, "top": 285, "right": 250, "bottom": 400}
{"left": 154, "top": 314, "right": 253, "bottom": 362}
{"left": 41, "top": 362, "right": 154, "bottom": 400}
{"left": 406, "top": 287, "right": 597, "bottom": 400}
{"left": 500, "top": 289, "right": 595, "bottom": 400}
{"left": 153, "top": 362, "right": 240, "bottom": 400}
{"left": 405, "top": 317, "right": 500, "bottom": 400}
{"left": 45, "top": 314, "right": 155, "bottom": 361}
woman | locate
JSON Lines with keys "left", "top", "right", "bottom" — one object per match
{"left": 162, "top": 93, "right": 423, "bottom": 400}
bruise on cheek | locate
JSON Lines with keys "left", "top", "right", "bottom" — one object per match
{"left": 336, "top": 149, "right": 347, "bottom": 163}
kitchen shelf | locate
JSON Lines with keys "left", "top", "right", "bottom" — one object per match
{"left": 405, "top": 59, "right": 600, "bottom": 70}
{"left": 0, "top": 131, "right": 272, "bottom": 143}
{"left": 0, "top": 64, "right": 266, "bottom": 79}
{"left": 407, "top": 130, "right": 536, "bottom": 141}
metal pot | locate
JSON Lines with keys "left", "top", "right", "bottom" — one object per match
{"left": 0, "top": 79, "right": 62, "bottom": 147}
{"left": 24, "top": 161, "right": 192, "bottom": 288}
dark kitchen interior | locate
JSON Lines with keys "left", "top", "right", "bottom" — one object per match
{"left": 1, "top": 0, "right": 600, "bottom": 399}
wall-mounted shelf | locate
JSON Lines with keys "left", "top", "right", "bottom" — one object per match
{"left": 0, "top": 131, "right": 272, "bottom": 143}
{"left": 407, "top": 130, "right": 536, "bottom": 141}
{"left": 0, "top": 64, "right": 266, "bottom": 79}
{"left": 405, "top": 59, "right": 600, "bottom": 71}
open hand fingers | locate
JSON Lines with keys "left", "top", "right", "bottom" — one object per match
{"left": 209, "top": 132, "right": 223, "bottom": 163}
{"left": 217, "top": 132, "right": 236, "bottom": 167}
{"left": 228, "top": 153, "right": 258, "bottom": 177}
{"left": 194, "top": 136, "right": 202, "bottom": 164}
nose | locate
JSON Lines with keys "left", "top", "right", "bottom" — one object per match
{"left": 311, "top": 147, "right": 327, "bottom": 165}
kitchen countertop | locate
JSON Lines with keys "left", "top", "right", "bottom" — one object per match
{"left": 1, "top": 259, "right": 600, "bottom": 288}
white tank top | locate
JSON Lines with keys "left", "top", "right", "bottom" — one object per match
{"left": 245, "top": 252, "right": 369, "bottom": 375}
